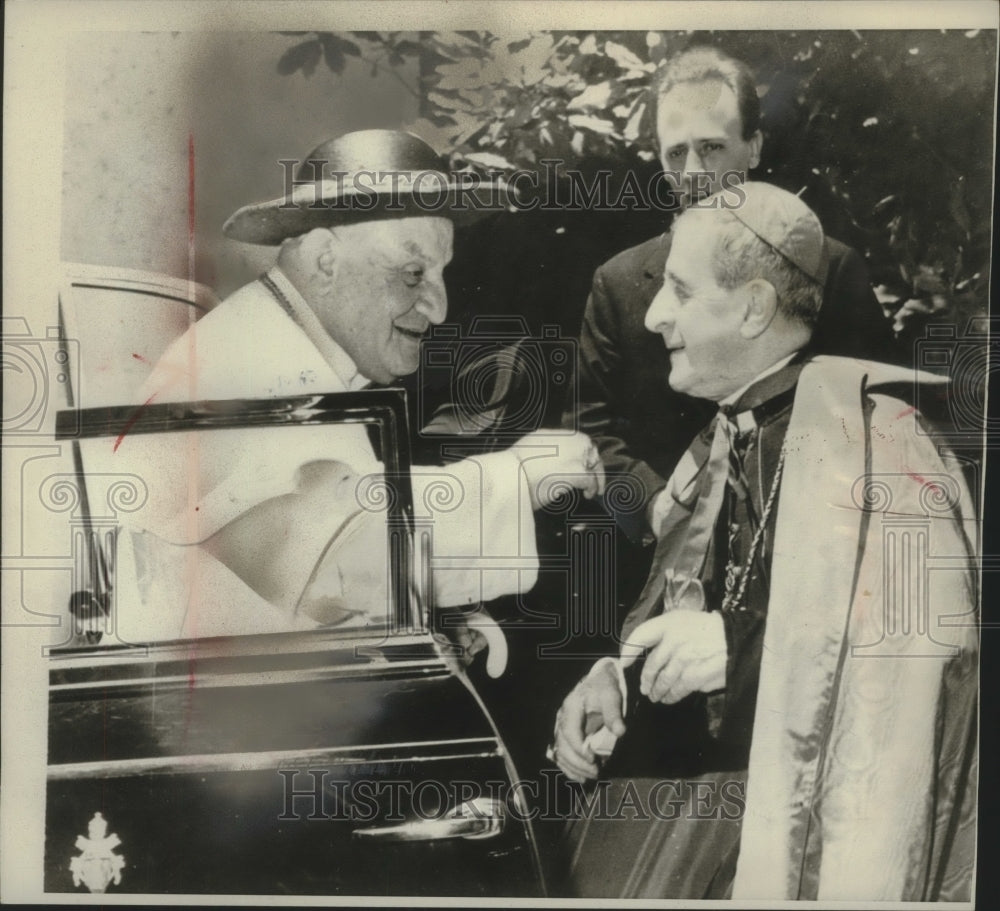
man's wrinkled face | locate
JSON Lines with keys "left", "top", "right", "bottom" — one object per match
{"left": 644, "top": 213, "right": 751, "bottom": 401}
{"left": 318, "top": 217, "right": 453, "bottom": 383}
{"left": 656, "top": 79, "right": 761, "bottom": 209}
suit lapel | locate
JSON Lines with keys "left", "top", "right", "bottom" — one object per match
{"left": 641, "top": 232, "right": 671, "bottom": 282}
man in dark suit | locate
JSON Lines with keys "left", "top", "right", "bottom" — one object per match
{"left": 565, "top": 46, "right": 896, "bottom": 544}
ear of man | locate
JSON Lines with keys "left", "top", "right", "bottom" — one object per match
{"left": 747, "top": 129, "right": 763, "bottom": 170}
{"left": 738, "top": 278, "right": 778, "bottom": 339}
{"left": 278, "top": 227, "right": 340, "bottom": 296}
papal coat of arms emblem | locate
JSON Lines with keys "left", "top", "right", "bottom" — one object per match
{"left": 68, "top": 812, "right": 125, "bottom": 892}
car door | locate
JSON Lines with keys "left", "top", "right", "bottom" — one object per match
{"left": 45, "top": 391, "right": 545, "bottom": 897}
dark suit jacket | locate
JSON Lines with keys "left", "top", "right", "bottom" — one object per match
{"left": 565, "top": 231, "right": 898, "bottom": 540}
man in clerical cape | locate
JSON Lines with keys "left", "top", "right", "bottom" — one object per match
{"left": 550, "top": 182, "right": 978, "bottom": 901}
{"left": 106, "top": 130, "right": 604, "bottom": 643}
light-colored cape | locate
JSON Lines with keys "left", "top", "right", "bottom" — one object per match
{"left": 730, "top": 356, "right": 978, "bottom": 900}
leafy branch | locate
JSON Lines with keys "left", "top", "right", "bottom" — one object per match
{"left": 274, "top": 29, "right": 995, "bottom": 332}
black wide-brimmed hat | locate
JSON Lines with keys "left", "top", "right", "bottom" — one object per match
{"left": 223, "top": 129, "right": 513, "bottom": 245}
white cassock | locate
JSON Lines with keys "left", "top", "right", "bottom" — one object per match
{"left": 98, "top": 267, "right": 538, "bottom": 641}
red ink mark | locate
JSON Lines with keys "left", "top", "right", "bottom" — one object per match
{"left": 132, "top": 352, "right": 150, "bottom": 364}
{"left": 113, "top": 393, "right": 157, "bottom": 452}
{"left": 907, "top": 469, "right": 942, "bottom": 498}
{"left": 895, "top": 405, "right": 916, "bottom": 420}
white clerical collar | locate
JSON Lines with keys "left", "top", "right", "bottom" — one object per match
{"left": 266, "top": 266, "right": 370, "bottom": 391}
{"left": 719, "top": 352, "right": 800, "bottom": 411}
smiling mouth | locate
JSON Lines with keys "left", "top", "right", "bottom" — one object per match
{"left": 394, "top": 324, "right": 427, "bottom": 342}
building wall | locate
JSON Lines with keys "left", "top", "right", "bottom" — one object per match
{"left": 61, "top": 31, "right": 418, "bottom": 298}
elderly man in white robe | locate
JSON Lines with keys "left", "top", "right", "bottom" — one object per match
{"left": 109, "top": 130, "right": 603, "bottom": 645}
{"left": 550, "top": 182, "right": 978, "bottom": 901}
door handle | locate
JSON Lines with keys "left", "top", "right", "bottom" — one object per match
{"left": 352, "top": 798, "right": 504, "bottom": 842}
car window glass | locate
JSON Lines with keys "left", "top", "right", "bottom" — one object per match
{"left": 77, "top": 416, "right": 401, "bottom": 644}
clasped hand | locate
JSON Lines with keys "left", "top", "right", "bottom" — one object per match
{"left": 551, "top": 610, "right": 727, "bottom": 782}
{"left": 511, "top": 430, "right": 605, "bottom": 510}
{"left": 621, "top": 609, "right": 727, "bottom": 704}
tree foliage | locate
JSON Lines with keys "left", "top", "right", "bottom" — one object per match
{"left": 276, "top": 29, "right": 995, "bottom": 338}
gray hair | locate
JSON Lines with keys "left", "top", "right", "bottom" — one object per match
{"left": 698, "top": 209, "right": 824, "bottom": 327}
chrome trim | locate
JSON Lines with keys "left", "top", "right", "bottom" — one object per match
{"left": 50, "top": 661, "right": 450, "bottom": 695}
{"left": 47, "top": 631, "right": 438, "bottom": 671}
{"left": 48, "top": 738, "right": 501, "bottom": 780}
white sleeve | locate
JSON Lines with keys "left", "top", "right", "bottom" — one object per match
{"left": 412, "top": 449, "right": 539, "bottom": 606}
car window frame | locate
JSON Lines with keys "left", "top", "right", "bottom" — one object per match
{"left": 54, "top": 388, "right": 423, "bottom": 644}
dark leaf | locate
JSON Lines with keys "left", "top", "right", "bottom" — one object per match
{"left": 333, "top": 36, "right": 361, "bottom": 56}
{"left": 507, "top": 38, "right": 532, "bottom": 53}
{"left": 392, "top": 39, "right": 422, "bottom": 56}
{"left": 419, "top": 47, "right": 455, "bottom": 70}
{"left": 277, "top": 31, "right": 312, "bottom": 36}
{"left": 457, "top": 31, "right": 482, "bottom": 42}
{"left": 277, "top": 40, "right": 322, "bottom": 76}
{"left": 428, "top": 85, "right": 465, "bottom": 99}
{"left": 354, "top": 31, "right": 383, "bottom": 43}
{"left": 508, "top": 101, "right": 536, "bottom": 129}
{"left": 318, "top": 34, "right": 360, "bottom": 73}
{"left": 320, "top": 42, "right": 345, "bottom": 75}
{"left": 426, "top": 111, "right": 459, "bottom": 128}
